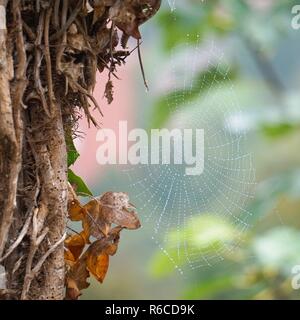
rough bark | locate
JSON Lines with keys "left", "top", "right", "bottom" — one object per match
{"left": 0, "top": 0, "right": 160, "bottom": 300}
{"left": 0, "top": 1, "right": 67, "bottom": 299}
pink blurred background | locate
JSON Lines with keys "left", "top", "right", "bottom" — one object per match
{"left": 73, "top": 56, "right": 137, "bottom": 186}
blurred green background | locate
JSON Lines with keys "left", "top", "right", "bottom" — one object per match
{"left": 80, "top": 0, "right": 300, "bottom": 300}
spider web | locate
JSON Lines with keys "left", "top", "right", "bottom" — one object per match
{"left": 167, "top": 0, "right": 176, "bottom": 11}
{"left": 123, "top": 37, "right": 256, "bottom": 273}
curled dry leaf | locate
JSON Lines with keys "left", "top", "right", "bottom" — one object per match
{"left": 86, "top": 252, "right": 109, "bottom": 283}
{"left": 85, "top": 226, "right": 122, "bottom": 283}
{"left": 64, "top": 247, "right": 76, "bottom": 264}
{"left": 83, "top": 192, "right": 141, "bottom": 239}
{"left": 65, "top": 186, "right": 140, "bottom": 298}
{"left": 65, "top": 256, "right": 90, "bottom": 300}
{"left": 65, "top": 227, "right": 122, "bottom": 299}
{"left": 109, "top": 0, "right": 162, "bottom": 39}
{"left": 68, "top": 198, "right": 87, "bottom": 221}
{"left": 104, "top": 80, "right": 114, "bottom": 105}
{"left": 67, "top": 183, "right": 87, "bottom": 221}
{"left": 82, "top": 198, "right": 108, "bottom": 239}
{"left": 100, "top": 192, "right": 141, "bottom": 229}
{"left": 65, "top": 233, "right": 86, "bottom": 261}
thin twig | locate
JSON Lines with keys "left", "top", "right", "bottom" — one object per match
{"left": 56, "top": 0, "right": 68, "bottom": 73}
{"left": 21, "top": 228, "right": 66, "bottom": 300}
{"left": 21, "top": 209, "right": 44, "bottom": 300}
{"left": 22, "top": 20, "right": 36, "bottom": 41}
{"left": 31, "top": 233, "right": 66, "bottom": 275}
{"left": 0, "top": 210, "right": 33, "bottom": 263}
{"left": 109, "top": 22, "right": 115, "bottom": 74}
{"left": 137, "top": 39, "right": 149, "bottom": 91}
{"left": 12, "top": 256, "right": 23, "bottom": 275}
{"left": 98, "top": 56, "right": 120, "bottom": 79}
{"left": 36, "top": 0, "right": 40, "bottom": 13}
{"left": 66, "top": 226, "right": 82, "bottom": 237}
{"left": 12, "top": 0, "right": 27, "bottom": 140}
{"left": 79, "top": 94, "right": 99, "bottom": 127}
{"left": 34, "top": 9, "right": 51, "bottom": 117}
{"left": 44, "top": 6, "right": 56, "bottom": 113}
{"left": 68, "top": 79, "right": 103, "bottom": 116}
{"left": 50, "top": 0, "right": 82, "bottom": 41}
{"left": 53, "top": 0, "right": 60, "bottom": 30}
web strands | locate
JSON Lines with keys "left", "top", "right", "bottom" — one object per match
{"left": 124, "top": 40, "right": 256, "bottom": 272}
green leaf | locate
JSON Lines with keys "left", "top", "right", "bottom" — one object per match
{"left": 68, "top": 169, "right": 93, "bottom": 197}
{"left": 66, "top": 134, "right": 80, "bottom": 167}
{"left": 261, "top": 123, "right": 299, "bottom": 138}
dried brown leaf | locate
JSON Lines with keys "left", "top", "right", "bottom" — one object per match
{"left": 85, "top": 228, "right": 121, "bottom": 283}
{"left": 86, "top": 252, "right": 109, "bottom": 283}
{"left": 83, "top": 199, "right": 109, "bottom": 239}
{"left": 65, "top": 233, "right": 86, "bottom": 261}
{"left": 83, "top": 192, "right": 141, "bottom": 239}
{"left": 109, "top": 0, "right": 161, "bottom": 39}
{"left": 66, "top": 257, "right": 90, "bottom": 300}
{"left": 99, "top": 192, "right": 141, "bottom": 230}
{"left": 68, "top": 199, "right": 87, "bottom": 221}
{"left": 104, "top": 80, "right": 114, "bottom": 104}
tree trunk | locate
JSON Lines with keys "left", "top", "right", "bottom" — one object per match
{"left": 0, "top": 1, "right": 67, "bottom": 299}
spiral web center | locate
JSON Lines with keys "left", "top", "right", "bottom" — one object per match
{"left": 123, "top": 38, "right": 256, "bottom": 272}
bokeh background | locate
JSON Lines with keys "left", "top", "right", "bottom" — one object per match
{"left": 72, "top": 0, "right": 300, "bottom": 299}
